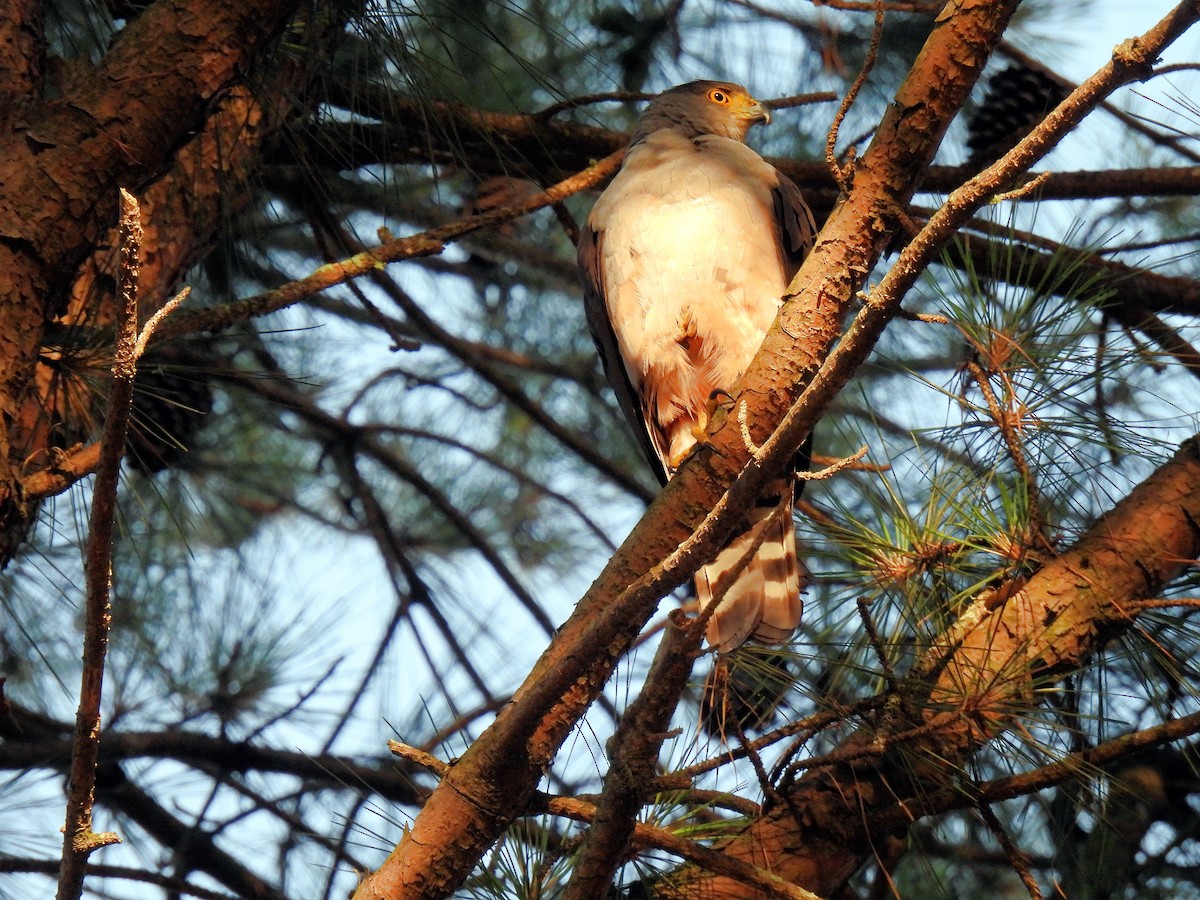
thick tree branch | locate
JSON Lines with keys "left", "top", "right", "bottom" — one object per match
{"left": 0, "top": 0, "right": 298, "bottom": 563}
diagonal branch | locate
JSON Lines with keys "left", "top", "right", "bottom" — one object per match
{"left": 156, "top": 152, "right": 623, "bottom": 343}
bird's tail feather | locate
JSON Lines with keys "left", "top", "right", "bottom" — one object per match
{"left": 696, "top": 481, "right": 803, "bottom": 652}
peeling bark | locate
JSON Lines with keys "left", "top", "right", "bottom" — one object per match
{"left": 0, "top": 0, "right": 298, "bottom": 563}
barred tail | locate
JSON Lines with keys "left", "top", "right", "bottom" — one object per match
{"left": 695, "top": 480, "right": 803, "bottom": 652}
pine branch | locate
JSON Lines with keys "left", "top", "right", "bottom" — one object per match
{"left": 677, "top": 435, "right": 1200, "bottom": 896}
{"left": 94, "top": 765, "right": 290, "bottom": 900}
{"left": 154, "top": 151, "right": 623, "bottom": 341}
{"left": 1, "top": 857, "right": 238, "bottom": 900}
{"left": 57, "top": 191, "right": 144, "bottom": 900}
{"left": 297, "top": 83, "right": 1200, "bottom": 201}
{"left": 58, "top": 191, "right": 187, "bottom": 900}
{"left": 0, "top": 725, "right": 424, "bottom": 806}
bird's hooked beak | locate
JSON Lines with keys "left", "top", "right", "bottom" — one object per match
{"left": 738, "top": 96, "right": 771, "bottom": 128}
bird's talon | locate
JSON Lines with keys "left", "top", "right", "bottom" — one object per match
{"left": 709, "top": 388, "right": 736, "bottom": 409}
{"left": 669, "top": 445, "right": 695, "bottom": 469}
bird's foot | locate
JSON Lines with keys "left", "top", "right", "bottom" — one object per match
{"left": 670, "top": 390, "right": 736, "bottom": 469}
{"left": 693, "top": 389, "right": 736, "bottom": 440}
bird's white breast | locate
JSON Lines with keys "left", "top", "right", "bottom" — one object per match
{"left": 590, "top": 130, "right": 789, "bottom": 409}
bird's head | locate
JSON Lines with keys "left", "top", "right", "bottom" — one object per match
{"left": 632, "top": 80, "right": 771, "bottom": 144}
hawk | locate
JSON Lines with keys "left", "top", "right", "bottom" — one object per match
{"left": 577, "top": 80, "right": 816, "bottom": 652}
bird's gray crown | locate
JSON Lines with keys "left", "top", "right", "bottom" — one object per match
{"left": 631, "top": 80, "right": 770, "bottom": 145}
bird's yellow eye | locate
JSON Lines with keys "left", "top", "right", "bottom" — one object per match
{"left": 706, "top": 88, "right": 730, "bottom": 105}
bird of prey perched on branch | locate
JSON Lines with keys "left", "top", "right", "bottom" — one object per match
{"left": 578, "top": 80, "right": 815, "bottom": 652}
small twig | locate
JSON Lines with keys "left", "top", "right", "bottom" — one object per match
{"left": 134, "top": 286, "right": 189, "bottom": 358}
{"left": 766, "top": 91, "right": 841, "bottom": 110}
{"left": 856, "top": 598, "right": 899, "bottom": 693}
{"left": 825, "top": 0, "right": 885, "bottom": 191}
{"left": 675, "top": 694, "right": 889, "bottom": 783}
{"left": 737, "top": 398, "right": 761, "bottom": 453}
{"left": 1123, "top": 596, "right": 1200, "bottom": 611}
{"left": 550, "top": 200, "right": 580, "bottom": 245}
{"left": 21, "top": 443, "right": 103, "bottom": 503}
{"left": 535, "top": 90, "right": 653, "bottom": 120}
{"left": 808, "top": 453, "right": 889, "bottom": 474}
{"left": 890, "top": 305, "right": 951, "bottom": 325}
{"left": 975, "top": 803, "right": 1044, "bottom": 900}
{"left": 6, "top": 857, "right": 239, "bottom": 900}
{"left": 386, "top": 740, "right": 450, "bottom": 778}
{"left": 775, "top": 716, "right": 948, "bottom": 795}
{"left": 991, "top": 171, "right": 1052, "bottom": 203}
{"left": 796, "top": 445, "right": 870, "bottom": 482}
{"left": 720, "top": 675, "right": 784, "bottom": 805}
{"left": 902, "top": 708, "right": 1200, "bottom": 823}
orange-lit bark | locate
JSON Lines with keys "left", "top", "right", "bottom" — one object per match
{"left": 0, "top": 0, "right": 297, "bottom": 561}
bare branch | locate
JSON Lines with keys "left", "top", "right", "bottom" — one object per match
{"left": 158, "top": 151, "right": 624, "bottom": 342}
{"left": 55, "top": 189, "right": 145, "bottom": 900}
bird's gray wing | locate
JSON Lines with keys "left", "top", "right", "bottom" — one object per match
{"left": 577, "top": 221, "right": 670, "bottom": 486}
{"left": 771, "top": 171, "right": 818, "bottom": 281}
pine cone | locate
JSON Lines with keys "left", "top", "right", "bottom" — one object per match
{"left": 966, "top": 64, "right": 1070, "bottom": 169}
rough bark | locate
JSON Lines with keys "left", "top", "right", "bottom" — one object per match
{"left": 0, "top": 0, "right": 299, "bottom": 562}
{"left": 0, "top": 0, "right": 43, "bottom": 98}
